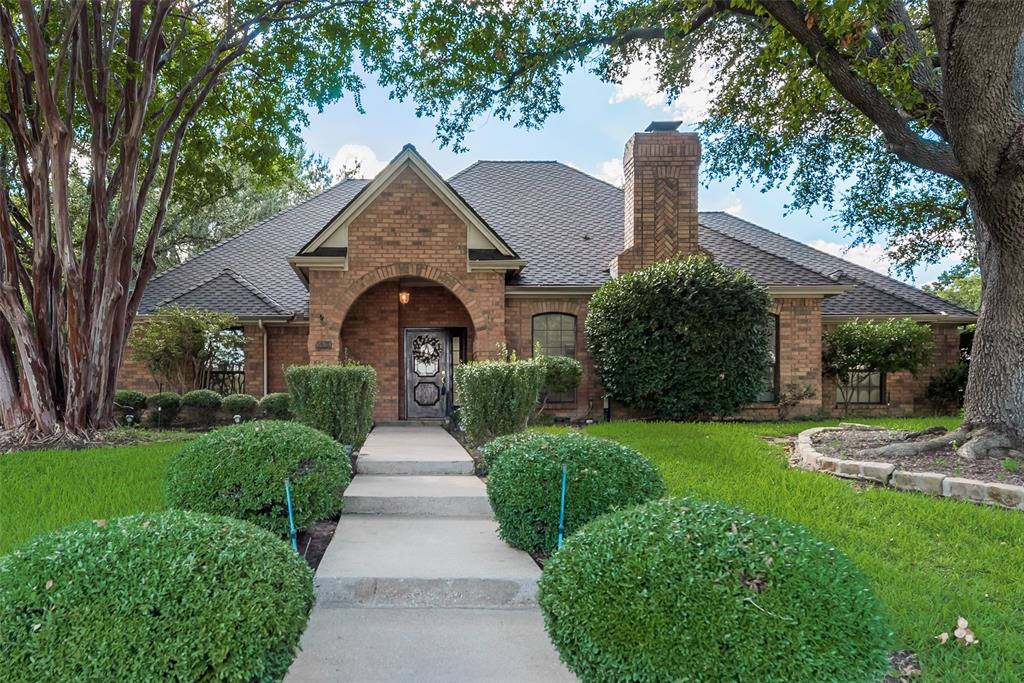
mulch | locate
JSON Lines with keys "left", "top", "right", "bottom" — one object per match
{"left": 812, "top": 428, "right": 1024, "bottom": 486}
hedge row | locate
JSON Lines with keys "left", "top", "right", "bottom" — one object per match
{"left": 286, "top": 364, "right": 376, "bottom": 449}
{"left": 113, "top": 390, "right": 293, "bottom": 427}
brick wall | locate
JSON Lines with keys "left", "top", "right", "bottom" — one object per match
{"left": 505, "top": 295, "right": 601, "bottom": 420}
{"left": 821, "top": 322, "right": 962, "bottom": 417}
{"left": 616, "top": 131, "right": 701, "bottom": 275}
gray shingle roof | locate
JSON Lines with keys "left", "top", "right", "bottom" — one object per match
{"left": 140, "top": 160, "right": 974, "bottom": 320}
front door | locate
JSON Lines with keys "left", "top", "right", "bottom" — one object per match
{"left": 404, "top": 328, "right": 451, "bottom": 419}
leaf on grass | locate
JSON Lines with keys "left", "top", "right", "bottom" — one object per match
{"left": 95, "top": 519, "right": 106, "bottom": 528}
{"left": 44, "top": 580, "right": 53, "bottom": 590}
{"left": 936, "top": 632, "right": 949, "bottom": 644}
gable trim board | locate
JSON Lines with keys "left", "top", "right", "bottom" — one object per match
{"left": 297, "top": 145, "right": 522, "bottom": 263}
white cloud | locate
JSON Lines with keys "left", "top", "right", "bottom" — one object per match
{"left": 808, "top": 240, "right": 891, "bottom": 274}
{"left": 610, "top": 57, "right": 717, "bottom": 125}
{"left": 329, "top": 143, "right": 387, "bottom": 180}
{"left": 711, "top": 192, "right": 744, "bottom": 216}
{"left": 596, "top": 158, "right": 624, "bottom": 187}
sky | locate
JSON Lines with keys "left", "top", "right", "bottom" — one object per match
{"left": 300, "top": 63, "right": 955, "bottom": 285}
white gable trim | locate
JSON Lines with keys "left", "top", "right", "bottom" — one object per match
{"left": 300, "top": 146, "right": 518, "bottom": 258}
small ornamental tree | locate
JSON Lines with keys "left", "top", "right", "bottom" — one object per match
{"left": 586, "top": 256, "right": 773, "bottom": 419}
{"left": 823, "top": 318, "right": 935, "bottom": 413}
{"left": 129, "top": 306, "right": 242, "bottom": 394}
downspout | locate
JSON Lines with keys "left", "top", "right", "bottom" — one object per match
{"left": 258, "top": 319, "right": 268, "bottom": 397}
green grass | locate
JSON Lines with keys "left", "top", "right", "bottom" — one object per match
{"left": 0, "top": 441, "right": 184, "bottom": 555}
{"left": 581, "top": 418, "right": 1024, "bottom": 682}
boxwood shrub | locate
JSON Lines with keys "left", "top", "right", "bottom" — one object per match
{"left": 113, "top": 389, "right": 147, "bottom": 412}
{"left": 181, "top": 389, "right": 222, "bottom": 410}
{"left": 165, "top": 420, "right": 350, "bottom": 535}
{"left": 0, "top": 510, "right": 313, "bottom": 682}
{"left": 261, "top": 392, "right": 292, "bottom": 420}
{"left": 454, "top": 358, "right": 544, "bottom": 444}
{"left": 539, "top": 497, "right": 893, "bottom": 683}
{"left": 536, "top": 355, "right": 583, "bottom": 396}
{"left": 144, "top": 392, "right": 180, "bottom": 427}
{"left": 286, "top": 364, "right": 376, "bottom": 448}
{"left": 486, "top": 431, "right": 664, "bottom": 555}
{"left": 586, "top": 255, "right": 773, "bottom": 419}
{"left": 223, "top": 393, "right": 259, "bottom": 419}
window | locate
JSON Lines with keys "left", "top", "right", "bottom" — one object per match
{"left": 838, "top": 370, "right": 885, "bottom": 405}
{"left": 533, "top": 313, "right": 577, "bottom": 403}
{"left": 756, "top": 315, "right": 779, "bottom": 403}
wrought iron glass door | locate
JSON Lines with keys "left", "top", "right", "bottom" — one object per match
{"left": 404, "top": 328, "right": 451, "bottom": 419}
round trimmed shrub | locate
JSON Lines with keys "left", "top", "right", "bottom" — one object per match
{"left": 144, "top": 392, "right": 180, "bottom": 427}
{"left": 539, "top": 497, "right": 893, "bottom": 683}
{"left": 113, "top": 389, "right": 147, "bottom": 412}
{"left": 223, "top": 393, "right": 259, "bottom": 419}
{"left": 586, "top": 255, "right": 773, "bottom": 419}
{"left": 0, "top": 510, "right": 313, "bottom": 682}
{"left": 181, "top": 389, "right": 222, "bottom": 410}
{"left": 165, "top": 420, "right": 350, "bottom": 535}
{"left": 261, "top": 392, "right": 292, "bottom": 420}
{"left": 486, "top": 431, "right": 664, "bottom": 555}
{"left": 480, "top": 429, "right": 548, "bottom": 474}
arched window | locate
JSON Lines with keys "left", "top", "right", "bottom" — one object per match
{"left": 532, "top": 313, "right": 577, "bottom": 403}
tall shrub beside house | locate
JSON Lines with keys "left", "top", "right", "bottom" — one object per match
{"left": 454, "top": 351, "right": 545, "bottom": 444}
{"left": 286, "top": 364, "right": 376, "bottom": 448}
{"left": 586, "top": 256, "right": 773, "bottom": 419}
{"left": 823, "top": 318, "right": 935, "bottom": 413}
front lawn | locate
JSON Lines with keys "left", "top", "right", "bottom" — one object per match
{"left": 585, "top": 418, "right": 1024, "bottom": 682}
{"left": 0, "top": 441, "right": 185, "bottom": 554}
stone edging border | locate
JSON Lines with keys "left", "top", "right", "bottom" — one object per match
{"left": 795, "top": 426, "right": 1024, "bottom": 511}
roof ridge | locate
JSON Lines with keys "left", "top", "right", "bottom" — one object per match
{"left": 699, "top": 212, "right": 966, "bottom": 315}
{"left": 220, "top": 268, "right": 289, "bottom": 314}
{"left": 149, "top": 180, "right": 368, "bottom": 285}
{"left": 700, "top": 225, "right": 846, "bottom": 286}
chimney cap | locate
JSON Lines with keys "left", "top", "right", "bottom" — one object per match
{"left": 644, "top": 121, "right": 683, "bottom": 132}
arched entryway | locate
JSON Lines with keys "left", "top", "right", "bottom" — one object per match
{"left": 340, "top": 277, "right": 476, "bottom": 421}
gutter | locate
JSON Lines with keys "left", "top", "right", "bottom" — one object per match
{"left": 258, "top": 319, "right": 268, "bottom": 397}
{"left": 822, "top": 313, "right": 977, "bottom": 324}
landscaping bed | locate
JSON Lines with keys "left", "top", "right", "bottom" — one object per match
{"left": 812, "top": 426, "right": 1024, "bottom": 486}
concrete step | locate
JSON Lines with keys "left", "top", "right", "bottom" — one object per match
{"left": 314, "top": 516, "right": 539, "bottom": 608}
{"left": 286, "top": 607, "right": 577, "bottom": 682}
{"left": 343, "top": 475, "right": 493, "bottom": 517}
{"left": 357, "top": 424, "right": 475, "bottom": 475}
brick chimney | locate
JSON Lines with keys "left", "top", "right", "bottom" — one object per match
{"left": 614, "top": 122, "right": 701, "bottom": 275}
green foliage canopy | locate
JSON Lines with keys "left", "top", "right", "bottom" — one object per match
{"left": 368, "top": 0, "right": 972, "bottom": 274}
{"left": 286, "top": 364, "right": 377, "bottom": 448}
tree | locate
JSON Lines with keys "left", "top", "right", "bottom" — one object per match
{"left": 129, "top": 305, "right": 242, "bottom": 394}
{"left": 586, "top": 256, "right": 772, "bottom": 420}
{"left": 370, "top": 0, "right": 1024, "bottom": 456}
{"left": 924, "top": 262, "right": 981, "bottom": 314}
{"left": 822, "top": 318, "right": 934, "bottom": 414}
{"left": 0, "top": 1, "right": 375, "bottom": 438}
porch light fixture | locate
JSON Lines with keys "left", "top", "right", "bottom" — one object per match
{"left": 399, "top": 290, "right": 411, "bottom": 305}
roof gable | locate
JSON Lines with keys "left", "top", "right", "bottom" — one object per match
{"left": 298, "top": 145, "right": 519, "bottom": 260}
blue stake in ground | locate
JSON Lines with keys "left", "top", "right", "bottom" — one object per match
{"left": 284, "top": 478, "right": 298, "bottom": 552}
{"left": 557, "top": 464, "right": 568, "bottom": 550}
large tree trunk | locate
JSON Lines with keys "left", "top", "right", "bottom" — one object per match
{"left": 931, "top": 1, "right": 1024, "bottom": 456}
{"left": 961, "top": 207, "right": 1024, "bottom": 448}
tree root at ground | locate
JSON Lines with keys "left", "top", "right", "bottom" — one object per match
{"left": 857, "top": 426, "right": 1023, "bottom": 461}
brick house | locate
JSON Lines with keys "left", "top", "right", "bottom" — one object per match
{"left": 124, "top": 122, "right": 975, "bottom": 421}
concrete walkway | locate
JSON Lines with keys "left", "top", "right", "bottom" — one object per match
{"left": 286, "top": 424, "right": 575, "bottom": 682}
